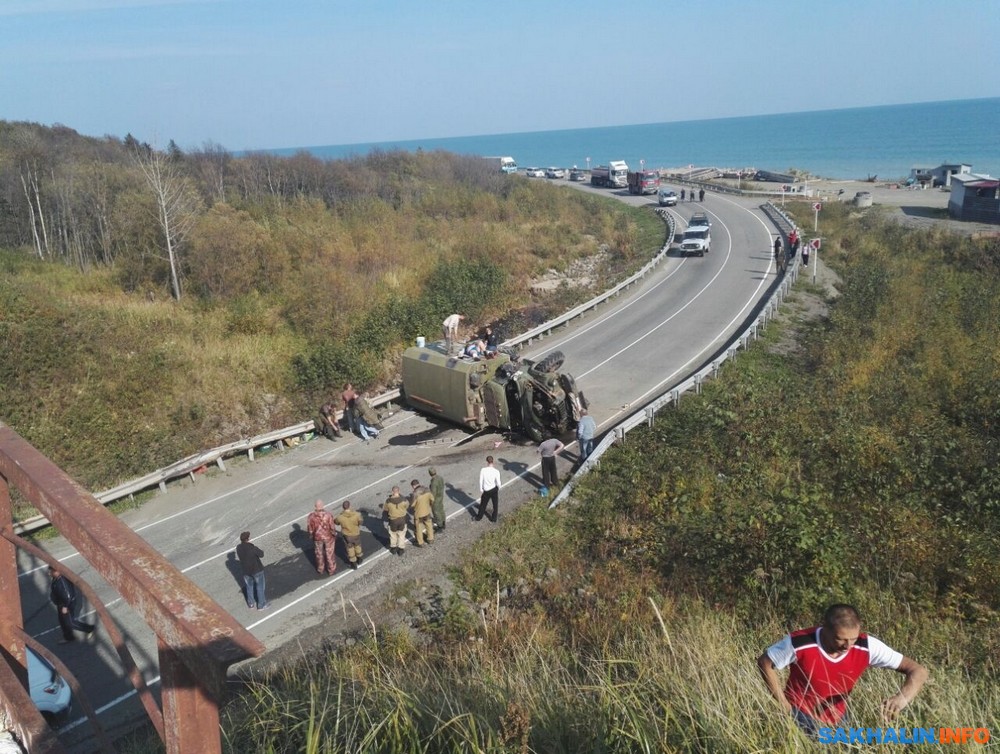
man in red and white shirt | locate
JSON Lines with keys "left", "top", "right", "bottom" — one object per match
{"left": 757, "top": 604, "right": 928, "bottom": 735}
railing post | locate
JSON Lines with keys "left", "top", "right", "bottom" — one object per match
{"left": 645, "top": 406, "right": 655, "bottom": 427}
{"left": 0, "top": 476, "right": 24, "bottom": 669}
{"left": 159, "top": 641, "right": 224, "bottom": 754}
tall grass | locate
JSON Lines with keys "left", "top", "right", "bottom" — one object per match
{"left": 203, "top": 207, "right": 1000, "bottom": 753}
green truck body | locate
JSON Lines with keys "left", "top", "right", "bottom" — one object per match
{"left": 401, "top": 341, "right": 585, "bottom": 442}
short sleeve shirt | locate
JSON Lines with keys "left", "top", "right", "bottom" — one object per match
{"left": 767, "top": 629, "right": 903, "bottom": 671}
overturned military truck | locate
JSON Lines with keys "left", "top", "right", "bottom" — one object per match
{"left": 401, "top": 342, "right": 587, "bottom": 442}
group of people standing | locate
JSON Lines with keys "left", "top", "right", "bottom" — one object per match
{"left": 679, "top": 188, "right": 705, "bottom": 202}
{"left": 382, "top": 467, "right": 447, "bottom": 555}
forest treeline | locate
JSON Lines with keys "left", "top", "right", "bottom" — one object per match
{"left": 0, "top": 121, "right": 661, "bottom": 491}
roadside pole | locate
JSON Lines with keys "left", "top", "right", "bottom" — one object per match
{"left": 810, "top": 238, "right": 821, "bottom": 284}
{"left": 813, "top": 201, "right": 822, "bottom": 231}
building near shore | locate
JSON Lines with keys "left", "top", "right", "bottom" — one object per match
{"left": 948, "top": 173, "right": 1000, "bottom": 224}
{"left": 909, "top": 163, "right": 971, "bottom": 188}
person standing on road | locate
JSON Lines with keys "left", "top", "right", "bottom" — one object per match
{"left": 476, "top": 455, "right": 502, "bottom": 522}
{"left": 802, "top": 243, "right": 811, "bottom": 269}
{"left": 537, "top": 437, "right": 565, "bottom": 489}
{"left": 680, "top": 188, "right": 686, "bottom": 201}
{"left": 576, "top": 408, "right": 597, "bottom": 460}
{"left": 236, "top": 531, "right": 268, "bottom": 610}
{"left": 341, "top": 383, "right": 359, "bottom": 435}
{"left": 383, "top": 486, "right": 410, "bottom": 555}
{"left": 334, "top": 500, "right": 364, "bottom": 569}
{"left": 48, "top": 566, "right": 95, "bottom": 643}
{"left": 699, "top": 188, "right": 705, "bottom": 202}
{"left": 442, "top": 313, "right": 464, "bottom": 354}
{"left": 429, "top": 467, "right": 446, "bottom": 532}
{"left": 307, "top": 500, "right": 337, "bottom": 575}
{"left": 409, "top": 479, "right": 435, "bottom": 547}
{"left": 757, "top": 604, "right": 928, "bottom": 738}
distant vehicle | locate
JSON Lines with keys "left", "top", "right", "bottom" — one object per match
{"left": 27, "top": 648, "right": 72, "bottom": 718}
{"left": 658, "top": 188, "right": 678, "bottom": 206}
{"left": 545, "top": 167, "right": 565, "bottom": 179}
{"left": 627, "top": 170, "right": 660, "bottom": 195}
{"left": 401, "top": 343, "right": 586, "bottom": 443}
{"left": 485, "top": 156, "right": 518, "bottom": 174}
{"left": 569, "top": 167, "right": 586, "bottom": 182}
{"left": 688, "top": 212, "right": 711, "bottom": 228}
{"left": 590, "top": 160, "right": 629, "bottom": 188}
{"left": 679, "top": 225, "right": 711, "bottom": 257}
{"left": 523, "top": 167, "right": 545, "bottom": 178}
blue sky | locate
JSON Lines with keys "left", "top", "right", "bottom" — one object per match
{"left": 2, "top": 0, "right": 998, "bottom": 152}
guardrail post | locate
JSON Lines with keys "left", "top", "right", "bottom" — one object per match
{"left": 615, "top": 427, "right": 626, "bottom": 444}
{"left": 694, "top": 375, "right": 703, "bottom": 395}
{"left": 712, "top": 361, "right": 721, "bottom": 379}
{"left": 645, "top": 406, "right": 655, "bottom": 427}
{"left": 671, "top": 389, "right": 680, "bottom": 407}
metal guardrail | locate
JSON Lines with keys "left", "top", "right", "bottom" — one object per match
{"left": 550, "top": 202, "right": 800, "bottom": 508}
{"left": 14, "top": 211, "right": 677, "bottom": 533}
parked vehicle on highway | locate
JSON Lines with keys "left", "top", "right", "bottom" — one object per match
{"left": 627, "top": 170, "right": 660, "bottom": 195}
{"left": 401, "top": 343, "right": 586, "bottom": 443}
{"left": 569, "top": 167, "right": 586, "bottom": 182}
{"left": 689, "top": 212, "right": 711, "bottom": 228}
{"left": 658, "top": 188, "right": 678, "bottom": 206}
{"left": 545, "top": 167, "right": 565, "bottom": 179}
{"left": 485, "top": 156, "right": 518, "bottom": 174}
{"left": 27, "top": 648, "right": 72, "bottom": 718}
{"left": 523, "top": 167, "right": 545, "bottom": 178}
{"left": 590, "top": 160, "right": 629, "bottom": 188}
{"left": 679, "top": 225, "right": 712, "bottom": 257}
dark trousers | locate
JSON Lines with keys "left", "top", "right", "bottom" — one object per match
{"left": 541, "top": 455, "right": 558, "bottom": 487}
{"left": 477, "top": 487, "right": 499, "bottom": 522}
{"left": 57, "top": 601, "right": 94, "bottom": 640}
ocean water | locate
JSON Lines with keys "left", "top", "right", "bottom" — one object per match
{"left": 272, "top": 97, "right": 1000, "bottom": 182}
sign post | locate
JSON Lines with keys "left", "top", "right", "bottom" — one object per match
{"left": 813, "top": 202, "right": 822, "bottom": 231}
{"left": 810, "top": 238, "right": 821, "bottom": 284}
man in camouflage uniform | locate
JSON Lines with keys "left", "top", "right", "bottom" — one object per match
{"left": 334, "top": 500, "right": 364, "bottom": 570}
{"left": 307, "top": 499, "right": 337, "bottom": 575}
{"left": 383, "top": 486, "right": 410, "bottom": 556}
{"left": 429, "top": 467, "right": 446, "bottom": 532}
{"left": 409, "top": 479, "right": 435, "bottom": 547}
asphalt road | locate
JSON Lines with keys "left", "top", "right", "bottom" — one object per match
{"left": 17, "top": 181, "right": 787, "bottom": 748}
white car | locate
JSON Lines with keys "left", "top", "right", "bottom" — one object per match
{"left": 523, "top": 167, "right": 545, "bottom": 178}
{"left": 545, "top": 167, "right": 565, "bottom": 179}
{"left": 658, "top": 189, "right": 678, "bottom": 207}
{"left": 28, "top": 648, "right": 72, "bottom": 718}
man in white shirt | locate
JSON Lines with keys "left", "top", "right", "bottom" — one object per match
{"left": 476, "top": 455, "right": 502, "bottom": 522}
{"left": 442, "top": 313, "right": 464, "bottom": 354}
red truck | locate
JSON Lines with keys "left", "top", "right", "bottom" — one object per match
{"left": 627, "top": 170, "right": 660, "bottom": 195}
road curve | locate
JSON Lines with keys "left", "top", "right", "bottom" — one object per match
{"left": 18, "top": 180, "right": 784, "bottom": 744}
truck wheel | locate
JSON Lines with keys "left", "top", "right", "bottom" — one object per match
{"left": 498, "top": 345, "right": 520, "bottom": 362}
{"left": 534, "top": 350, "right": 565, "bottom": 374}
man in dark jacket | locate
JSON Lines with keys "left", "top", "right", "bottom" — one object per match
{"left": 236, "top": 531, "right": 268, "bottom": 610}
{"left": 49, "top": 566, "right": 95, "bottom": 643}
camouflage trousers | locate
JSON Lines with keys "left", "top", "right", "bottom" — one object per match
{"left": 314, "top": 538, "right": 336, "bottom": 574}
{"left": 414, "top": 515, "right": 434, "bottom": 546}
{"left": 343, "top": 535, "right": 363, "bottom": 563}
{"left": 388, "top": 521, "right": 407, "bottom": 551}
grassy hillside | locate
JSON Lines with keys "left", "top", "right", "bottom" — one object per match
{"left": 0, "top": 124, "right": 666, "bottom": 494}
{"left": 195, "top": 203, "right": 1000, "bottom": 753}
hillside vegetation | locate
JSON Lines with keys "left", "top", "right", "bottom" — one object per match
{"left": 200, "top": 202, "right": 1000, "bottom": 753}
{"left": 0, "top": 122, "right": 663, "bottom": 492}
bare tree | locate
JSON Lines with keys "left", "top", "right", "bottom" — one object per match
{"left": 133, "top": 145, "right": 202, "bottom": 300}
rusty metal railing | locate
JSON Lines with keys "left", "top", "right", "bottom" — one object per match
{"left": 0, "top": 422, "right": 265, "bottom": 753}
